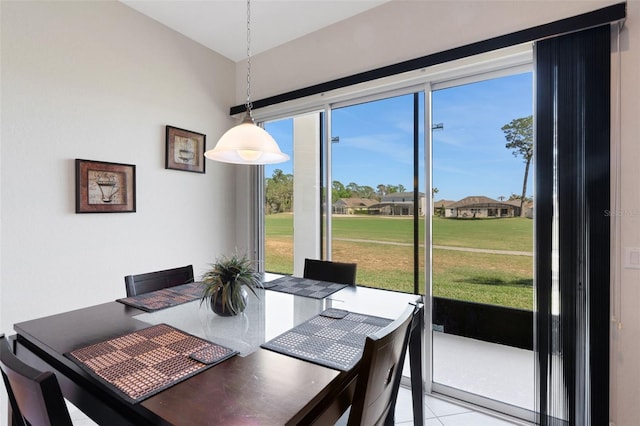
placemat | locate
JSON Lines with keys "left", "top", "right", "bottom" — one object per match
{"left": 262, "top": 276, "right": 347, "bottom": 299}
{"left": 66, "top": 323, "right": 237, "bottom": 403}
{"left": 261, "top": 308, "right": 392, "bottom": 371}
{"left": 117, "top": 282, "right": 202, "bottom": 312}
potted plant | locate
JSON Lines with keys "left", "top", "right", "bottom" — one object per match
{"left": 200, "top": 252, "right": 262, "bottom": 316}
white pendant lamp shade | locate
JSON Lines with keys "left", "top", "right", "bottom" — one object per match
{"left": 204, "top": 0, "right": 288, "bottom": 166}
{"left": 205, "top": 114, "right": 289, "bottom": 165}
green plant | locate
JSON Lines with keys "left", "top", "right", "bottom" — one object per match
{"left": 200, "top": 252, "right": 262, "bottom": 315}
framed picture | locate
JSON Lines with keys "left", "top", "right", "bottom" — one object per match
{"left": 75, "top": 159, "right": 136, "bottom": 213}
{"left": 165, "top": 125, "right": 206, "bottom": 173}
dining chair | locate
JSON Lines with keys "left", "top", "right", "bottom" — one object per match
{"left": 303, "top": 258, "right": 357, "bottom": 286}
{"left": 0, "top": 335, "right": 73, "bottom": 426}
{"left": 346, "top": 303, "right": 417, "bottom": 426}
{"left": 124, "top": 264, "right": 194, "bottom": 296}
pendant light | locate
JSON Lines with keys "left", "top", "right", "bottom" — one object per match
{"left": 204, "top": 0, "right": 289, "bottom": 165}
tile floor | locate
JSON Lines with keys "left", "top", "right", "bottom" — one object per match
{"left": 392, "top": 386, "right": 531, "bottom": 426}
{"left": 68, "top": 386, "right": 529, "bottom": 425}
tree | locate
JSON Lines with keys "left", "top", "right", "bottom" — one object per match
{"left": 332, "top": 180, "right": 350, "bottom": 203}
{"left": 509, "top": 193, "right": 532, "bottom": 203}
{"left": 265, "top": 169, "right": 293, "bottom": 213}
{"left": 502, "top": 115, "right": 533, "bottom": 217}
{"left": 386, "top": 184, "right": 399, "bottom": 194}
{"left": 360, "top": 185, "right": 376, "bottom": 199}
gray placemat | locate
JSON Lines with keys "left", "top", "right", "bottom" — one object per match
{"left": 262, "top": 276, "right": 347, "bottom": 299}
{"left": 261, "top": 309, "right": 392, "bottom": 371}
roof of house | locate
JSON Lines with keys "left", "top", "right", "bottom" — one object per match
{"left": 433, "top": 199, "right": 456, "bottom": 208}
{"left": 504, "top": 199, "right": 534, "bottom": 208}
{"left": 381, "top": 191, "right": 425, "bottom": 201}
{"left": 334, "top": 198, "right": 378, "bottom": 208}
{"left": 448, "top": 195, "right": 504, "bottom": 208}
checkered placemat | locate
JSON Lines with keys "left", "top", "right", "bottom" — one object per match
{"left": 262, "top": 276, "right": 347, "bottom": 299}
{"left": 261, "top": 308, "right": 392, "bottom": 371}
{"left": 117, "top": 282, "right": 202, "bottom": 312}
{"left": 66, "top": 324, "right": 237, "bottom": 403}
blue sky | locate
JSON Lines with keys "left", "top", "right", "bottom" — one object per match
{"left": 265, "top": 72, "right": 533, "bottom": 202}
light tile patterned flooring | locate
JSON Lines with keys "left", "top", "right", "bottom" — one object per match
{"left": 393, "top": 387, "right": 529, "bottom": 426}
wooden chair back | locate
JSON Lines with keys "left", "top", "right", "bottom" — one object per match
{"left": 303, "top": 258, "right": 357, "bottom": 286}
{"left": 347, "top": 304, "right": 416, "bottom": 426}
{"left": 124, "top": 264, "right": 194, "bottom": 296}
{"left": 0, "top": 335, "right": 73, "bottom": 426}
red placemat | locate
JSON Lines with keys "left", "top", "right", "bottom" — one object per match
{"left": 66, "top": 324, "right": 237, "bottom": 403}
{"left": 117, "top": 283, "right": 202, "bottom": 312}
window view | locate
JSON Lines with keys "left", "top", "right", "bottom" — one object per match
{"left": 432, "top": 73, "right": 534, "bottom": 311}
{"left": 329, "top": 93, "right": 425, "bottom": 294}
{"left": 263, "top": 118, "right": 294, "bottom": 275}
{"left": 260, "top": 63, "right": 534, "bottom": 419}
{"left": 431, "top": 72, "right": 535, "bottom": 414}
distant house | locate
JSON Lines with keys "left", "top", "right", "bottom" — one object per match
{"left": 446, "top": 196, "right": 520, "bottom": 218}
{"left": 367, "top": 192, "right": 426, "bottom": 216}
{"left": 333, "top": 197, "right": 378, "bottom": 215}
{"left": 433, "top": 199, "right": 456, "bottom": 217}
{"left": 504, "top": 199, "right": 534, "bottom": 218}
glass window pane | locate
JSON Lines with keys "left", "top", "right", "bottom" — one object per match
{"left": 330, "top": 93, "right": 424, "bottom": 293}
{"left": 431, "top": 72, "right": 535, "bottom": 413}
{"left": 264, "top": 118, "right": 294, "bottom": 275}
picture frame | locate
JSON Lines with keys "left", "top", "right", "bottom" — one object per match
{"left": 165, "top": 125, "right": 206, "bottom": 173}
{"left": 75, "top": 159, "right": 136, "bottom": 213}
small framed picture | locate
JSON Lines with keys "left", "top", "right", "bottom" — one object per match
{"left": 75, "top": 159, "right": 136, "bottom": 213}
{"left": 165, "top": 125, "right": 206, "bottom": 173}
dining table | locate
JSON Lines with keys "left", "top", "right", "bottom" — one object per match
{"left": 10, "top": 274, "right": 425, "bottom": 425}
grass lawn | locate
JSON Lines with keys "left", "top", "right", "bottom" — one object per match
{"left": 265, "top": 214, "right": 534, "bottom": 310}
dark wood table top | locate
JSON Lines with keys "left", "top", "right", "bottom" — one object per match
{"left": 13, "top": 282, "right": 422, "bottom": 425}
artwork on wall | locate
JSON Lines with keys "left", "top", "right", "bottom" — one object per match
{"left": 75, "top": 159, "right": 136, "bottom": 213}
{"left": 165, "top": 125, "right": 206, "bottom": 173}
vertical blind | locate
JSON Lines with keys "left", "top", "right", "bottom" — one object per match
{"left": 534, "top": 24, "right": 611, "bottom": 426}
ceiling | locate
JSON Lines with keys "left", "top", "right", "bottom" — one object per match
{"left": 120, "top": 0, "right": 390, "bottom": 62}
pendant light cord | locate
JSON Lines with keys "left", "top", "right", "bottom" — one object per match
{"left": 245, "top": 0, "right": 253, "bottom": 119}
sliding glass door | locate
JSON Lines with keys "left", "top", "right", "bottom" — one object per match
{"left": 258, "top": 54, "right": 537, "bottom": 423}
{"left": 327, "top": 92, "right": 425, "bottom": 294}
{"left": 430, "top": 72, "right": 535, "bottom": 420}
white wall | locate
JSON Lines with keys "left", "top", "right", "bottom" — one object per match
{"left": 0, "top": 0, "right": 239, "bottom": 338}
{"left": 239, "top": 1, "right": 640, "bottom": 424}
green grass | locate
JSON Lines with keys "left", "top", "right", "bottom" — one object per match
{"left": 432, "top": 216, "right": 533, "bottom": 252}
{"left": 267, "top": 214, "right": 533, "bottom": 252}
{"left": 265, "top": 214, "right": 534, "bottom": 310}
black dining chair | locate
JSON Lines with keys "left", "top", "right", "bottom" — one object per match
{"left": 346, "top": 303, "right": 417, "bottom": 426}
{"left": 0, "top": 335, "right": 73, "bottom": 426}
{"left": 124, "top": 264, "right": 194, "bottom": 297}
{"left": 303, "top": 258, "right": 357, "bottom": 286}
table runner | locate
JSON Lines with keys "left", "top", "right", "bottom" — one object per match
{"left": 117, "top": 282, "right": 202, "bottom": 312}
{"left": 66, "top": 323, "right": 237, "bottom": 403}
{"left": 261, "top": 308, "right": 392, "bottom": 371}
{"left": 262, "top": 276, "right": 347, "bottom": 299}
